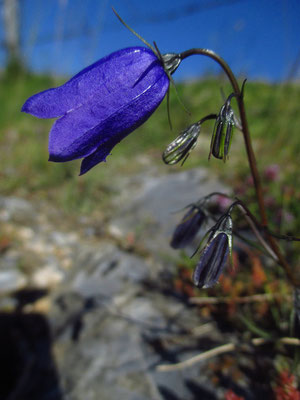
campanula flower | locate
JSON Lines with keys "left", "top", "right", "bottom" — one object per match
{"left": 170, "top": 205, "right": 206, "bottom": 249}
{"left": 193, "top": 214, "right": 233, "bottom": 288}
{"left": 22, "top": 46, "right": 181, "bottom": 174}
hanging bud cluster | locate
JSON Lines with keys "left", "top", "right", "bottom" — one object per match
{"left": 162, "top": 87, "right": 241, "bottom": 167}
{"left": 161, "top": 72, "right": 245, "bottom": 290}
{"left": 170, "top": 195, "right": 236, "bottom": 289}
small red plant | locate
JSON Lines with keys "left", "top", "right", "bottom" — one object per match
{"left": 225, "top": 389, "right": 245, "bottom": 400}
{"left": 273, "top": 370, "right": 300, "bottom": 400}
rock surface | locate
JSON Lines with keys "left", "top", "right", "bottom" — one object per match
{"left": 110, "top": 168, "right": 228, "bottom": 258}
{"left": 0, "top": 168, "right": 254, "bottom": 400}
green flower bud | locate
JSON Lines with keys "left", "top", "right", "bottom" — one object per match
{"left": 210, "top": 98, "right": 235, "bottom": 162}
{"left": 162, "top": 123, "right": 200, "bottom": 165}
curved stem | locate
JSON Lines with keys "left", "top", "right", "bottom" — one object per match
{"left": 179, "top": 48, "right": 299, "bottom": 286}
{"left": 180, "top": 49, "right": 267, "bottom": 224}
{"left": 197, "top": 113, "right": 218, "bottom": 125}
{"left": 180, "top": 49, "right": 240, "bottom": 95}
{"left": 205, "top": 192, "right": 300, "bottom": 242}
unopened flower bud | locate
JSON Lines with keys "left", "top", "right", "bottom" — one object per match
{"left": 171, "top": 205, "right": 206, "bottom": 249}
{"left": 193, "top": 214, "right": 233, "bottom": 288}
{"left": 210, "top": 98, "right": 235, "bottom": 161}
{"left": 162, "top": 123, "right": 200, "bottom": 165}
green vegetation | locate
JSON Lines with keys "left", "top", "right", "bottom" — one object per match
{"left": 0, "top": 69, "right": 299, "bottom": 219}
{"left": 1, "top": 69, "right": 299, "bottom": 393}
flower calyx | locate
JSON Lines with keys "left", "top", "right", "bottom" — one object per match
{"left": 161, "top": 53, "right": 182, "bottom": 75}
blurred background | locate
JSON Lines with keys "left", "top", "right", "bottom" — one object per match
{"left": 0, "top": 1, "right": 299, "bottom": 399}
{"left": 1, "top": 0, "right": 300, "bottom": 80}
{"left": 0, "top": 0, "right": 299, "bottom": 212}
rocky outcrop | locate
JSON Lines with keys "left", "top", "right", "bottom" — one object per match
{"left": 0, "top": 169, "right": 252, "bottom": 400}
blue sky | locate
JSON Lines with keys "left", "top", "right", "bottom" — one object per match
{"left": 2, "top": 0, "right": 300, "bottom": 82}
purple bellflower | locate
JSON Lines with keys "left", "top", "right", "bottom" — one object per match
{"left": 22, "top": 47, "right": 181, "bottom": 174}
{"left": 193, "top": 214, "right": 233, "bottom": 288}
{"left": 171, "top": 205, "right": 206, "bottom": 249}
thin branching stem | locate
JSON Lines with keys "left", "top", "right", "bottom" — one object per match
{"left": 204, "top": 192, "right": 300, "bottom": 242}
{"left": 180, "top": 49, "right": 266, "bottom": 222}
{"left": 179, "top": 48, "right": 299, "bottom": 286}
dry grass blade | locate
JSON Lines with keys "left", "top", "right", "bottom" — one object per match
{"left": 189, "top": 293, "right": 292, "bottom": 305}
{"left": 156, "top": 337, "right": 300, "bottom": 372}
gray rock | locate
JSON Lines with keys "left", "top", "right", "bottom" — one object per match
{"left": 0, "top": 166, "right": 231, "bottom": 400}
{"left": 110, "top": 168, "right": 228, "bottom": 259}
{"left": 0, "top": 196, "right": 36, "bottom": 224}
{"left": 71, "top": 243, "right": 150, "bottom": 299}
{"left": 0, "top": 268, "right": 27, "bottom": 294}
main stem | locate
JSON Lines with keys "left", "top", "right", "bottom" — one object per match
{"left": 179, "top": 48, "right": 298, "bottom": 286}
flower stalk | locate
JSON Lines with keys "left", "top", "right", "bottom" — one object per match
{"left": 179, "top": 48, "right": 299, "bottom": 287}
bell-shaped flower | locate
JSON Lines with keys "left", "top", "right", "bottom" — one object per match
{"left": 170, "top": 205, "right": 206, "bottom": 249}
{"left": 162, "top": 122, "right": 201, "bottom": 165}
{"left": 193, "top": 214, "right": 233, "bottom": 288}
{"left": 22, "top": 47, "right": 181, "bottom": 174}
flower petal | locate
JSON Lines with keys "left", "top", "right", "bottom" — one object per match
{"left": 22, "top": 47, "right": 162, "bottom": 118}
{"left": 79, "top": 138, "right": 119, "bottom": 175}
{"left": 48, "top": 65, "right": 169, "bottom": 161}
{"left": 193, "top": 233, "right": 229, "bottom": 288}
